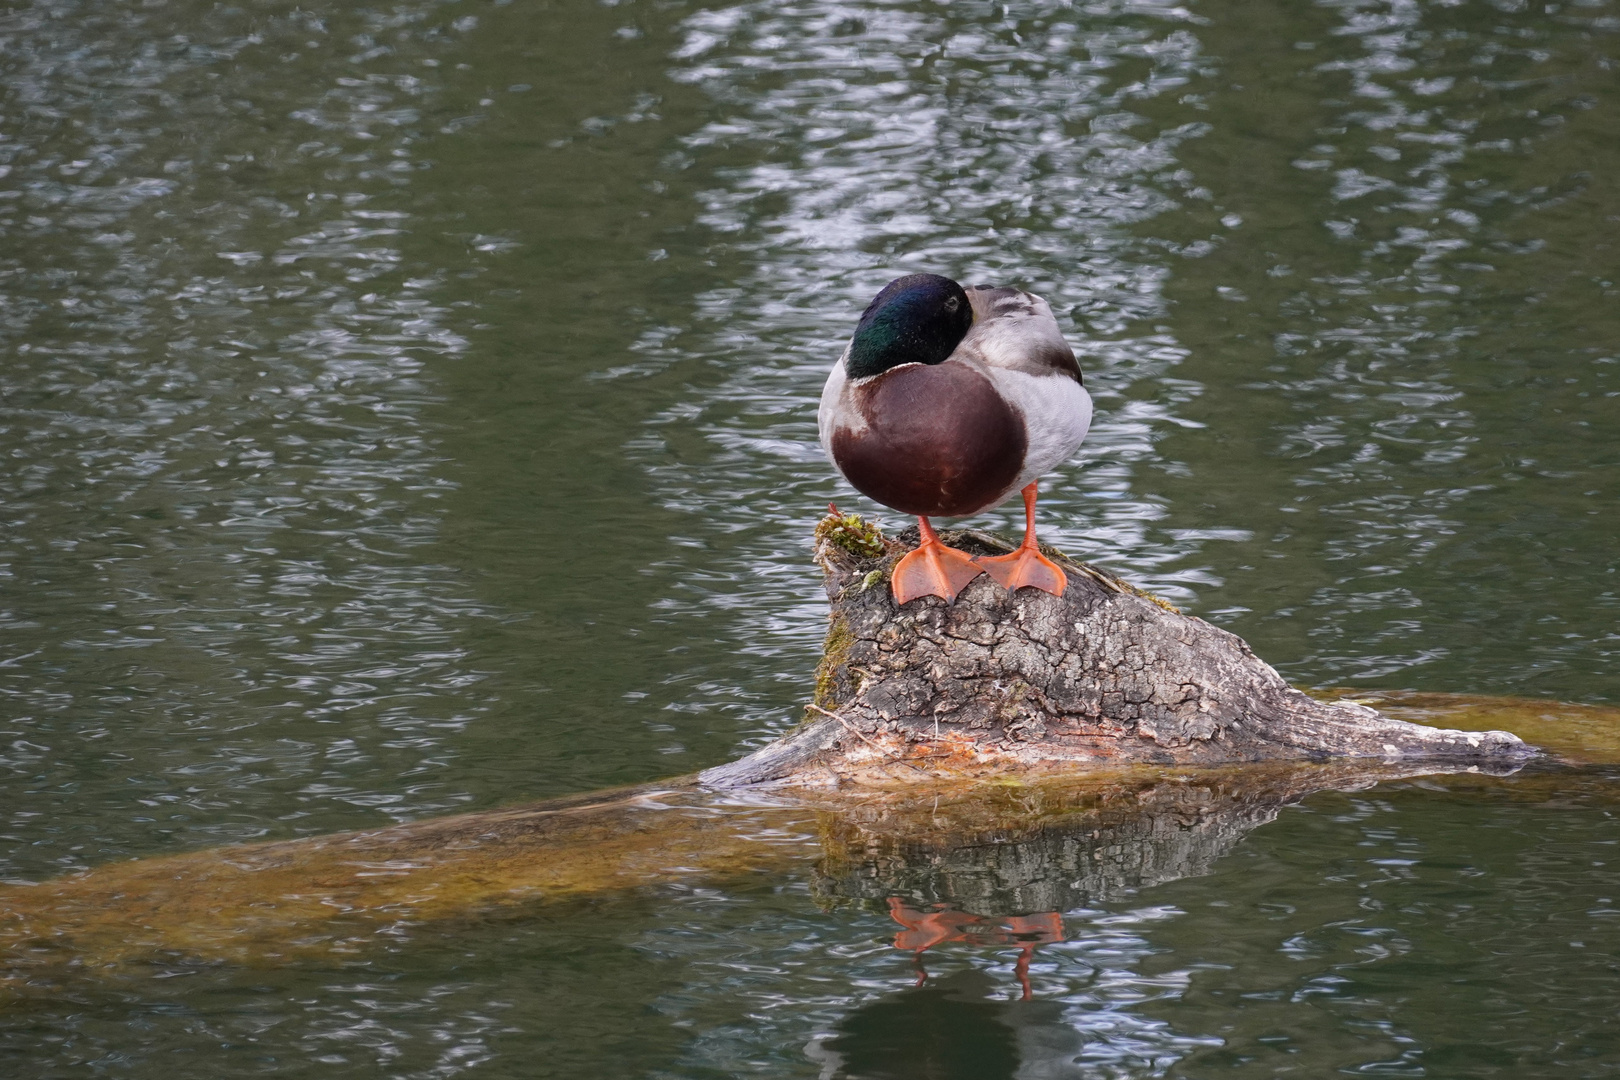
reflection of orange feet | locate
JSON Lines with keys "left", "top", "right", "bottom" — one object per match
{"left": 886, "top": 899, "right": 1066, "bottom": 998}
{"left": 976, "top": 543, "right": 1067, "bottom": 596}
{"left": 892, "top": 517, "right": 983, "bottom": 605}
{"left": 887, "top": 898, "right": 985, "bottom": 951}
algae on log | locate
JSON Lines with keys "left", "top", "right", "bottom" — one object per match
{"left": 701, "top": 520, "right": 1533, "bottom": 789}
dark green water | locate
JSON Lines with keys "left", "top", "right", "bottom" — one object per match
{"left": 1, "top": 0, "right": 1617, "bottom": 1075}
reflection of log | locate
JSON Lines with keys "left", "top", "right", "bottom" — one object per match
{"left": 701, "top": 519, "right": 1534, "bottom": 788}
{"left": 813, "top": 760, "right": 1518, "bottom": 917}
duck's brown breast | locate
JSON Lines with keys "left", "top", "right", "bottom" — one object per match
{"left": 829, "top": 361, "right": 1026, "bottom": 517}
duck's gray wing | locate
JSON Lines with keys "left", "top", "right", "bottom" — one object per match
{"left": 959, "top": 285, "right": 1081, "bottom": 381}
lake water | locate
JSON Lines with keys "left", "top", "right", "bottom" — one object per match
{"left": 1, "top": 0, "right": 1617, "bottom": 1075}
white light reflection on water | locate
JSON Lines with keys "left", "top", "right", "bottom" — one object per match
{"left": 624, "top": 0, "right": 1620, "bottom": 727}
{"left": 622, "top": 0, "right": 1246, "bottom": 743}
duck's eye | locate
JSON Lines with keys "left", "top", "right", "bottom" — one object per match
{"left": 944, "top": 296, "right": 960, "bottom": 313}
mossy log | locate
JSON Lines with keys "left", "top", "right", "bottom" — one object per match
{"left": 700, "top": 518, "right": 1534, "bottom": 789}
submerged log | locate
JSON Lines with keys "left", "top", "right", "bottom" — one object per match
{"left": 0, "top": 756, "right": 1531, "bottom": 988}
{"left": 701, "top": 516, "right": 1534, "bottom": 788}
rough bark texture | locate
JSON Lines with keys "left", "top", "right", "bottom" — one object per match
{"left": 701, "top": 523, "right": 1533, "bottom": 789}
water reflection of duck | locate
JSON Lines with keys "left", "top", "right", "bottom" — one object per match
{"left": 806, "top": 968, "right": 1076, "bottom": 1080}
{"left": 818, "top": 274, "right": 1092, "bottom": 605}
{"left": 887, "top": 898, "right": 1065, "bottom": 1001}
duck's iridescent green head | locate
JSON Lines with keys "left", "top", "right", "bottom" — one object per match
{"left": 844, "top": 274, "right": 973, "bottom": 380}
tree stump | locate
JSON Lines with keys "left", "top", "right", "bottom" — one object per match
{"left": 700, "top": 515, "right": 1533, "bottom": 789}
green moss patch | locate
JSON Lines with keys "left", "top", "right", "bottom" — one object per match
{"left": 814, "top": 506, "right": 887, "bottom": 558}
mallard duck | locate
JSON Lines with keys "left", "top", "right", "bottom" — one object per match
{"left": 818, "top": 273, "right": 1092, "bottom": 604}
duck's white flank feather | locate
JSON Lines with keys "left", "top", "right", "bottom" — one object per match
{"left": 990, "top": 367, "right": 1092, "bottom": 491}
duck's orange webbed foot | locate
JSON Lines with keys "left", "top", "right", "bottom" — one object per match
{"left": 975, "top": 482, "right": 1068, "bottom": 597}
{"left": 891, "top": 517, "right": 983, "bottom": 605}
{"left": 975, "top": 544, "right": 1067, "bottom": 596}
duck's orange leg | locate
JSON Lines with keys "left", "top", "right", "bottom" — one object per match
{"left": 891, "top": 516, "right": 984, "bottom": 604}
{"left": 975, "top": 482, "right": 1067, "bottom": 596}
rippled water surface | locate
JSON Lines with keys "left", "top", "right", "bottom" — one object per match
{"left": 1, "top": 0, "right": 1617, "bottom": 1075}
